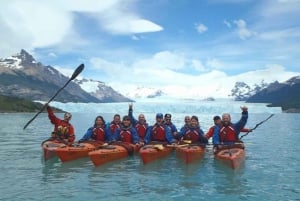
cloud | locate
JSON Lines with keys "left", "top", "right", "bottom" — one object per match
{"left": 195, "top": 23, "right": 208, "bottom": 33}
{"left": 0, "top": 0, "right": 163, "bottom": 57}
{"left": 233, "top": 19, "right": 257, "bottom": 40}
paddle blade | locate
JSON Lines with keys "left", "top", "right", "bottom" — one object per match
{"left": 70, "top": 63, "right": 84, "bottom": 80}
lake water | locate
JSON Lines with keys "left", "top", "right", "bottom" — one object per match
{"left": 0, "top": 101, "right": 299, "bottom": 201}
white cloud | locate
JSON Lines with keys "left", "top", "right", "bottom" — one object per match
{"left": 0, "top": 0, "right": 163, "bottom": 57}
{"left": 233, "top": 19, "right": 257, "bottom": 40}
{"left": 195, "top": 23, "right": 208, "bottom": 33}
{"left": 223, "top": 19, "right": 232, "bottom": 28}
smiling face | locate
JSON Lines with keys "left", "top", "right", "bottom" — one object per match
{"left": 64, "top": 113, "right": 72, "bottom": 121}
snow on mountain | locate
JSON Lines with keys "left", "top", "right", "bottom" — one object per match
{"left": 125, "top": 86, "right": 164, "bottom": 99}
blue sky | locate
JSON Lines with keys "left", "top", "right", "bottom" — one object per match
{"left": 1, "top": 0, "right": 300, "bottom": 98}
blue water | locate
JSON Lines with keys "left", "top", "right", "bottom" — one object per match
{"left": 0, "top": 101, "right": 299, "bottom": 201}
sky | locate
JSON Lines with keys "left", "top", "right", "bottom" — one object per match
{"left": 1, "top": 0, "right": 300, "bottom": 99}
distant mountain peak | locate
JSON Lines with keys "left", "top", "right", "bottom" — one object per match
{"left": 18, "top": 49, "right": 36, "bottom": 64}
{"left": 0, "top": 49, "right": 36, "bottom": 69}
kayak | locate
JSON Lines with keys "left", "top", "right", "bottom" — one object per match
{"left": 55, "top": 141, "right": 104, "bottom": 162}
{"left": 214, "top": 143, "right": 245, "bottom": 169}
{"left": 89, "top": 142, "right": 140, "bottom": 166}
{"left": 41, "top": 140, "right": 66, "bottom": 160}
{"left": 139, "top": 144, "right": 173, "bottom": 164}
{"left": 176, "top": 144, "right": 206, "bottom": 164}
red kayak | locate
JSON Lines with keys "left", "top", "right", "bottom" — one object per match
{"left": 214, "top": 143, "right": 245, "bottom": 169}
{"left": 139, "top": 144, "right": 173, "bottom": 164}
{"left": 55, "top": 141, "right": 104, "bottom": 162}
{"left": 176, "top": 144, "right": 206, "bottom": 164}
{"left": 89, "top": 142, "right": 140, "bottom": 166}
{"left": 41, "top": 140, "right": 66, "bottom": 160}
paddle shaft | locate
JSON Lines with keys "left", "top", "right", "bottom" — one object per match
{"left": 239, "top": 114, "right": 274, "bottom": 139}
{"left": 23, "top": 64, "right": 84, "bottom": 130}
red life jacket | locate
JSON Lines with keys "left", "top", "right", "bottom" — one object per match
{"left": 219, "top": 124, "right": 237, "bottom": 142}
{"left": 92, "top": 127, "right": 105, "bottom": 141}
{"left": 109, "top": 122, "right": 120, "bottom": 134}
{"left": 135, "top": 123, "right": 147, "bottom": 138}
{"left": 183, "top": 128, "right": 200, "bottom": 142}
{"left": 151, "top": 125, "right": 165, "bottom": 141}
{"left": 120, "top": 130, "right": 132, "bottom": 143}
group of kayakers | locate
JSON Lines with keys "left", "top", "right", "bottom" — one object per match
{"left": 45, "top": 103, "right": 252, "bottom": 150}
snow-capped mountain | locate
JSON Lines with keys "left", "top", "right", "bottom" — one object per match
{"left": 0, "top": 50, "right": 131, "bottom": 103}
{"left": 75, "top": 78, "right": 132, "bottom": 102}
{"left": 125, "top": 86, "right": 165, "bottom": 99}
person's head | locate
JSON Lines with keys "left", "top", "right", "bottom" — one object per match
{"left": 113, "top": 114, "right": 121, "bottom": 124}
{"left": 122, "top": 115, "right": 131, "bottom": 127}
{"left": 222, "top": 113, "right": 231, "bottom": 126}
{"left": 164, "top": 113, "right": 172, "bottom": 123}
{"left": 64, "top": 112, "right": 72, "bottom": 122}
{"left": 94, "top": 116, "right": 105, "bottom": 127}
{"left": 138, "top": 113, "right": 146, "bottom": 123}
{"left": 156, "top": 113, "right": 164, "bottom": 124}
{"left": 213, "top": 115, "right": 222, "bottom": 125}
{"left": 190, "top": 115, "right": 199, "bottom": 128}
{"left": 184, "top": 116, "right": 191, "bottom": 125}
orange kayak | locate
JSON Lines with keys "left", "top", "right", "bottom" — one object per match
{"left": 89, "top": 142, "right": 140, "bottom": 166}
{"left": 41, "top": 140, "right": 66, "bottom": 160}
{"left": 55, "top": 141, "right": 104, "bottom": 162}
{"left": 214, "top": 144, "right": 245, "bottom": 169}
{"left": 176, "top": 144, "right": 205, "bottom": 164}
{"left": 139, "top": 144, "right": 173, "bottom": 164}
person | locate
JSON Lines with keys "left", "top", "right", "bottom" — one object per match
{"left": 144, "top": 113, "right": 177, "bottom": 145}
{"left": 106, "top": 114, "right": 121, "bottom": 140}
{"left": 212, "top": 106, "right": 249, "bottom": 146}
{"left": 178, "top": 115, "right": 208, "bottom": 144}
{"left": 205, "top": 115, "right": 253, "bottom": 140}
{"left": 78, "top": 116, "right": 110, "bottom": 143}
{"left": 204, "top": 115, "right": 222, "bottom": 140}
{"left": 45, "top": 103, "right": 75, "bottom": 145}
{"left": 128, "top": 103, "right": 149, "bottom": 142}
{"left": 179, "top": 115, "right": 191, "bottom": 133}
{"left": 164, "top": 113, "right": 179, "bottom": 140}
{"left": 112, "top": 115, "right": 140, "bottom": 145}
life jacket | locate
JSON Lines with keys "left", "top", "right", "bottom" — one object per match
{"left": 109, "top": 122, "right": 120, "bottom": 134}
{"left": 164, "top": 122, "right": 175, "bottom": 132}
{"left": 55, "top": 120, "right": 70, "bottom": 139}
{"left": 183, "top": 128, "right": 201, "bottom": 142}
{"left": 219, "top": 124, "right": 237, "bottom": 142}
{"left": 92, "top": 127, "right": 105, "bottom": 141}
{"left": 151, "top": 124, "right": 166, "bottom": 141}
{"left": 135, "top": 123, "right": 147, "bottom": 138}
{"left": 119, "top": 129, "right": 133, "bottom": 143}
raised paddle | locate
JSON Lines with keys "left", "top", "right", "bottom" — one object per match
{"left": 23, "top": 64, "right": 85, "bottom": 130}
{"left": 239, "top": 114, "right": 274, "bottom": 139}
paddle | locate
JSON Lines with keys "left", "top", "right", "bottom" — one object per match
{"left": 23, "top": 64, "right": 85, "bottom": 130}
{"left": 239, "top": 114, "right": 274, "bottom": 140}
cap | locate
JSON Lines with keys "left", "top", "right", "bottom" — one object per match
{"left": 156, "top": 113, "right": 163, "bottom": 119}
{"left": 213, "top": 115, "right": 221, "bottom": 120}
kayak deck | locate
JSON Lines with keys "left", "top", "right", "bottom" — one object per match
{"left": 139, "top": 145, "right": 173, "bottom": 164}
{"left": 214, "top": 145, "right": 245, "bottom": 169}
{"left": 55, "top": 141, "right": 104, "bottom": 162}
{"left": 41, "top": 140, "right": 66, "bottom": 160}
{"left": 176, "top": 144, "right": 205, "bottom": 164}
{"left": 89, "top": 143, "right": 139, "bottom": 166}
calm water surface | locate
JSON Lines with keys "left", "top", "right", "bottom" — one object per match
{"left": 0, "top": 108, "right": 299, "bottom": 201}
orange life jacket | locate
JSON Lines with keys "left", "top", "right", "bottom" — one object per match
{"left": 110, "top": 123, "right": 120, "bottom": 134}
{"left": 55, "top": 120, "right": 71, "bottom": 139}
